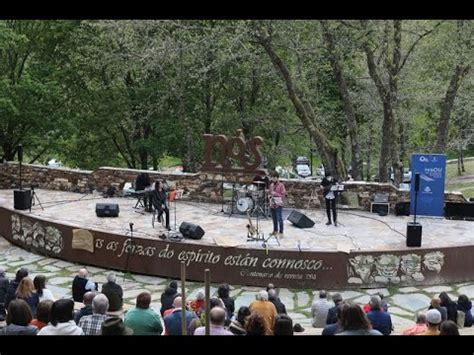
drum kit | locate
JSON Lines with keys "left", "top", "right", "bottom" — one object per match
{"left": 233, "top": 181, "right": 268, "bottom": 217}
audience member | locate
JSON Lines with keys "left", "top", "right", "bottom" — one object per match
{"left": 15, "top": 277, "right": 39, "bottom": 316}
{"left": 402, "top": 313, "right": 427, "bottom": 336}
{"left": 456, "top": 294, "right": 472, "bottom": 327}
{"left": 273, "top": 314, "right": 293, "bottom": 336}
{"left": 418, "top": 309, "right": 442, "bottom": 336}
{"left": 160, "top": 280, "right": 179, "bottom": 317}
{"left": 268, "top": 289, "right": 287, "bottom": 315}
{"left": 79, "top": 293, "right": 110, "bottom": 335}
{"left": 74, "top": 291, "right": 98, "bottom": 324}
{"left": 0, "top": 299, "right": 38, "bottom": 335}
{"left": 190, "top": 289, "right": 205, "bottom": 315}
{"left": 249, "top": 290, "right": 277, "bottom": 335}
{"left": 188, "top": 298, "right": 224, "bottom": 335}
{"left": 439, "top": 320, "right": 460, "bottom": 336}
{"left": 4, "top": 267, "right": 28, "bottom": 310}
{"left": 245, "top": 312, "right": 271, "bottom": 336}
{"left": 366, "top": 295, "right": 393, "bottom": 335}
{"left": 429, "top": 297, "right": 448, "bottom": 322}
{"left": 322, "top": 302, "right": 347, "bottom": 336}
{"left": 363, "top": 292, "right": 388, "bottom": 313}
{"left": 0, "top": 268, "right": 9, "bottom": 321}
{"left": 30, "top": 299, "right": 53, "bottom": 330}
{"left": 439, "top": 292, "right": 458, "bottom": 323}
{"left": 217, "top": 283, "right": 235, "bottom": 323}
{"left": 337, "top": 303, "right": 382, "bottom": 335}
{"left": 194, "top": 307, "right": 233, "bottom": 335}
{"left": 311, "top": 290, "right": 332, "bottom": 328}
{"left": 33, "top": 275, "right": 55, "bottom": 302}
{"left": 101, "top": 317, "right": 133, "bottom": 335}
{"left": 38, "top": 299, "right": 84, "bottom": 335}
{"left": 163, "top": 296, "right": 196, "bottom": 335}
{"left": 72, "top": 268, "right": 98, "bottom": 302}
{"left": 326, "top": 293, "right": 343, "bottom": 325}
{"left": 101, "top": 272, "right": 123, "bottom": 313}
{"left": 124, "top": 292, "right": 163, "bottom": 335}
{"left": 228, "top": 306, "right": 250, "bottom": 335}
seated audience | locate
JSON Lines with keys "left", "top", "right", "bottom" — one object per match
{"left": 0, "top": 299, "right": 38, "bottom": 335}
{"left": 15, "top": 277, "right": 39, "bottom": 317}
{"left": 160, "top": 281, "right": 179, "bottom": 317}
{"left": 326, "top": 293, "right": 343, "bottom": 325}
{"left": 268, "top": 288, "right": 287, "bottom": 315}
{"left": 74, "top": 291, "right": 98, "bottom": 324}
{"left": 429, "top": 297, "right": 448, "bottom": 322}
{"left": 72, "top": 268, "right": 98, "bottom": 303}
{"left": 402, "top": 313, "right": 427, "bottom": 336}
{"left": 439, "top": 320, "right": 460, "bottom": 336}
{"left": 124, "top": 292, "right": 163, "bottom": 335}
{"left": 194, "top": 307, "right": 233, "bottom": 335}
{"left": 37, "top": 299, "right": 84, "bottom": 335}
{"left": 190, "top": 289, "right": 205, "bottom": 315}
{"left": 101, "top": 272, "right": 123, "bottom": 313}
{"left": 249, "top": 290, "right": 277, "bottom": 335}
{"left": 245, "top": 312, "right": 271, "bottom": 336}
{"left": 217, "top": 283, "right": 235, "bottom": 323}
{"left": 363, "top": 292, "right": 388, "bottom": 313}
{"left": 163, "top": 296, "right": 196, "bottom": 335}
{"left": 188, "top": 298, "right": 224, "bottom": 335}
{"left": 273, "top": 314, "right": 294, "bottom": 336}
{"left": 311, "top": 290, "right": 332, "bottom": 328}
{"left": 4, "top": 267, "right": 28, "bottom": 311}
{"left": 337, "top": 303, "right": 382, "bottom": 336}
{"left": 33, "top": 275, "right": 55, "bottom": 302}
{"left": 30, "top": 300, "right": 54, "bottom": 330}
{"left": 439, "top": 292, "right": 458, "bottom": 323}
{"left": 418, "top": 309, "right": 442, "bottom": 336}
{"left": 228, "top": 306, "right": 251, "bottom": 336}
{"left": 456, "top": 294, "right": 473, "bottom": 327}
{"left": 79, "top": 293, "right": 110, "bottom": 335}
{"left": 0, "top": 268, "right": 9, "bottom": 321}
{"left": 366, "top": 295, "right": 393, "bottom": 335}
{"left": 101, "top": 317, "right": 133, "bottom": 335}
{"left": 322, "top": 303, "right": 347, "bottom": 336}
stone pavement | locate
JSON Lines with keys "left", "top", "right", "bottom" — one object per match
{"left": 1, "top": 236, "right": 473, "bottom": 335}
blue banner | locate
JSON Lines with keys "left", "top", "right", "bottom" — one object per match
{"left": 410, "top": 154, "right": 446, "bottom": 217}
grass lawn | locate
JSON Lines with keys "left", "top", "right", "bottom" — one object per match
{"left": 445, "top": 159, "right": 474, "bottom": 199}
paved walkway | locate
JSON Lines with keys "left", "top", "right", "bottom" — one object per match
{"left": 1, "top": 236, "right": 473, "bottom": 335}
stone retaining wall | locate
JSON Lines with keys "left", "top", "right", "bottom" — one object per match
{"left": 0, "top": 162, "right": 467, "bottom": 210}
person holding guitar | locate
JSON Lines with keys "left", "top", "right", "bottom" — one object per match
{"left": 269, "top": 172, "right": 286, "bottom": 237}
{"left": 320, "top": 171, "right": 338, "bottom": 226}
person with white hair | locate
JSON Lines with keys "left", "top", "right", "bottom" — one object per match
{"left": 101, "top": 272, "right": 123, "bottom": 313}
{"left": 78, "top": 293, "right": 110, "bottom": 335}
{"left": 402, "top": 313, "right": 427, "bottom": 336}
{"left": 367, "top": 295, "right": 393, "bottom": 335}
{"left": 72, "top": 268, "right": 97, "bottom": 302}
{"left": 249, "top": 290, "right": 277, "bottom": 334}
{"left": 163, "top": 296, "right": 196, "bottom": 335}
{"left": 311, "top": 290, "right": 332, "bottom": 328}
{"left": 190, "top": 289, "right": 205, "bottom": 315}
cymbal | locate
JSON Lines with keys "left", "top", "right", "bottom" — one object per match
{"left": 253, "top": 181, "right": 266, "bottom": 184}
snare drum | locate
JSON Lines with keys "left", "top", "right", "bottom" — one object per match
{"left": 237, "top": 197, "right": 254, "bottom": 213}
{"left": 236, "top": 188, "right": 248, "bottom": 199}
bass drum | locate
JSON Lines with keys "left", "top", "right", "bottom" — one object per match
{"left": 236, "top": 197, "right": 254, "bottom": 213}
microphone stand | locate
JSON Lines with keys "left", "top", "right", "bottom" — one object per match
{"left": 124, "top": 223, "right": 134, "bottom": 280}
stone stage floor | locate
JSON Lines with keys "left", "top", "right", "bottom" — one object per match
{"left": 1, "top": 189, "right": 472, "bottom": 253}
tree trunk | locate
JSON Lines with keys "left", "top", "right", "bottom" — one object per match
{"left": 255, "top": 34, "right": 345, "bottom": 178}
{"left": 320, "top": 21, "right": 362, "bottom": 180}
{"left": 435, "top": 64, "right": 471, "bottom": 153}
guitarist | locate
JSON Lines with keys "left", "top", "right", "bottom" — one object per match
{"left": 320, "top": 171, "right": 338, "bottom": 226}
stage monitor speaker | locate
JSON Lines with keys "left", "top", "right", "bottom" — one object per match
{"left": 14, "top": 189, "right": 31, "bottom": 210}
{"left": 445, "top": 202, "right": 474, "bottom": 220}
{"left": 395, "top": 202, "right": 410, "bottom": 216}
{"left": 406, "top": 222, "right": 422, "bottom": 247}
{"left": 371, "top": 203, "right": 389, "bottom": 216}
{"left": 287, "top": 210, "right": 315, "bottom": 228}
{"left": 414, "top": 173, "right": 420, "bottom": 193}
{"left": 179, "top": 222, "right": 205, "bottom": 240}
{"left": 96, "top": 203, "right": 119, "bottom": 217}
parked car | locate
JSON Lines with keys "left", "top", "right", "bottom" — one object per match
{"left": 296, "top": 164, "right": 311, "bottom": 178}
{"left": 390, "top": 167, "right": 412, "bottom": 184}
{"left": 47, "top": 159, "right": 63, "bottom": 168}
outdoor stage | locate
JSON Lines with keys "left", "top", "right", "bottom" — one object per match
{"left": 0, "top": 188, "right": 473, "bottom": 289}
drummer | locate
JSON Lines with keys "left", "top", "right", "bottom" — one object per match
{"left": 252, "top": 171, "right": 270, "bottom": 191}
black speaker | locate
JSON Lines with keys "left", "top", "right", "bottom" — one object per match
{"left": 287, "top": 210, "right": 315, "bottom": 228}
{"left": 96, "top": 203, "right": 119, "bottom": 217}
{"left": 371, "top": 203, "right": 389, "bottom": 215}
{"left": 406, "top": 222, "right": 422, "bottom": 247}
{"left": 445, "top": 202, "right": 474, "bottom": 220}
{"left": 414, "top": 173, "right": 420, "bottom": 193}
{"left": 179, "top": 222, "right": 205, "bottom": 240}
{"left": 395, "top": 202, "right": 410, "bottom": 216}
{"left": 17, "top": 144, "right": 23, "bottom": 162}
{"left": 14, "top": 189, "right": 32, "bottom": 210}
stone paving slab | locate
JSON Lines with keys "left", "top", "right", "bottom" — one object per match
{"left": 391, "top": 314, "right": 414, "bottom": 334}
{"left": 38, "top": 258, "right": 58, "bottom": 266}
{"left": 388, "top": 306, "right": 416, "bottom": 317}
{"left": 457, "top": 285, "right": 474, "bottom": 299}
{"left": 130, "top": 274, "right": 168, "bottom": 284}
{"left": 398, "top": 287, "right": 420, "bottom": 293}
{"left": 363, "top": 288, "right": 390, "bottom": 297}
{"left": 42, "top": 265, "right": 62, "bottom": 272}
{"left": 296, "top": 291, "right": 311, "bottom": 308}
{"left": 53, "top": 260, "right": 77, "bottom": 268}
{"left": 352, "top": 295, "right": 371, "bottom": 305}
{"left": 391, "top": 294, "right": 432, "bottom": 312}
{"left": 48, "top": 276, "right": 74, "bottom": 286}
{"left": 47, "top": 285, "right": 70, "bottom": 299}
{"left": 337, "top": 291, "right": 365, "bottom": 300}
{"left": 422, "top": 285, "right": 453, "bottom": 294}
{"left": 123, "top": 288, "right": 150, "bottom": 300}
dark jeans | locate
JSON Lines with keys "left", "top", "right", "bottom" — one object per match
{"left": 155, "top": 205, "right": 170, "bottom": 228}
{"left": 325, "top": 198, "right": 337, "bottom": 223}
{"left": 271, "top": 206, "right": 283, "bottom": 233}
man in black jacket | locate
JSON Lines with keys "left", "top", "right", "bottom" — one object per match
{"left": 268, "top": 288, "right": 287, "bottom": 315}
{"left": 320, "top": 172, "right": 338, "bottom": 226}
{"left": 160, "top": 281, "right": 179, "bottom": 317}
{"left": 0, "top": 268, "right": 10, "bottom": 321}
{"left": 101, "top": 272, "right": 123, "bottom": 312}
{"left": 326, "top": 293, "right": 343, "bottom": 325}
{"left": 72, "top": 268, "right": 98, "bottom": 302}
{"left": 4, "top": 267, "right": 28, "bottom": 311}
